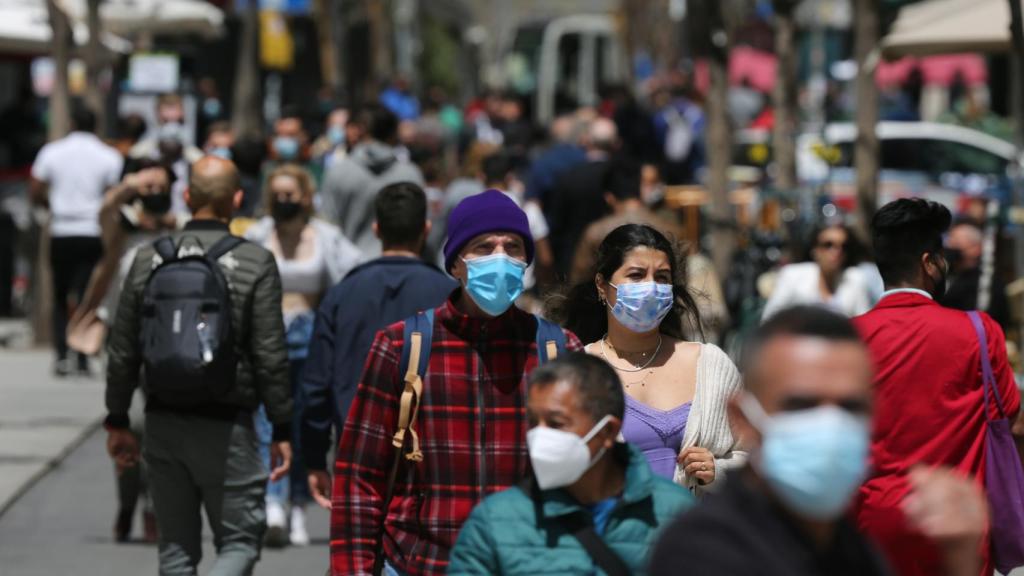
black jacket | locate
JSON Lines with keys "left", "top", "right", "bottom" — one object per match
{"left": 300, "top": 256, "right": 457, "bottom": 470}
{"left": 105, "top": 220, "right": 292, "bottom": 438}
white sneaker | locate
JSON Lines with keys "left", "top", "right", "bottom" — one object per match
{"left": 265, "top": 501, "right": 289, "bottom": 548}
{"left": 289, "top": 505, "right": 309, "bottom": 546}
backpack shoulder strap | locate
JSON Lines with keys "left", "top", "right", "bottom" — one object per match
{"left": 153, "top": 236, "right": 178, "bottom": 263}
{"left": 205, "top": 235, "right": 245, "bottom": 261}
{"left": 534, "top": 314, "right": 566, "bottom": 364}
{"left": 375, "top": 309, "right": 434, "bottom": 575}
{"left": 394, "top": 309, "right": 435, "bottom": 461}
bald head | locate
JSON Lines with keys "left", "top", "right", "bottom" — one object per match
{"left": 947, "top": 222, "right": 983, "bottom": 270}
{"left": 186, "top": 156, "right": 242, "bottom": 218}
{"left": 588, "top": 118, "right": 618, "bottom": 152}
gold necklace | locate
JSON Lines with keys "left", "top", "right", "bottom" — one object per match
{"left": 600, "top": 335, "right": 663, "bottom": 372}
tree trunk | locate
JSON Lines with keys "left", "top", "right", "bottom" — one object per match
{"left": 231, "top": 0, "right": 263, "bottom": 141}
{"left": 84, "top": 0, "right": 106, "bottom": 136}
{"left": 313, "top": 0, "right": 340, "bottom": 92}
{"left": 705, "top": 5, "right": 735, "bottom": 279}
{"left": 1010, "top": 0, "right": 1024, "bottom": 150}
{"left": 771, "top": 0, "right": 798, "bottom": 191}
{"left": 368, "top": 0, "right": 394, "bottom": 90}
{"left": 46, "top": 0, "right": 72, "bottom": 140}
{"left": 853, "top": 0, "right": 879, "bottom": 240}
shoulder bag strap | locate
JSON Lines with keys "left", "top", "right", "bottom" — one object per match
{"left": 968, "top": 311, "right": 1006, "bottom": 420}
{"left": 374, "top": 309, "right": 434, "bottom": 576}
{"left": 565, "top": 516, "right": 633, "bottom": 576}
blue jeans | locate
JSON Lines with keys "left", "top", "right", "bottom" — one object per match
{"left": 255, "top": 356, "right": 311, "bottom": 506}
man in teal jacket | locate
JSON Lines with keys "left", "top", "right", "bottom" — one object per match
{"left": 448, "top": 353, "right": 692, "bottom": 575}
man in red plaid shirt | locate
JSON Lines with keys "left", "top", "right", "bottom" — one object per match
{"left": 330, "top": 190, "right": 582, "bottom": 575}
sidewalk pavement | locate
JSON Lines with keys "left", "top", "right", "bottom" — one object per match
{"left": 0, "top": 342, "right": 105, "bottom": 517}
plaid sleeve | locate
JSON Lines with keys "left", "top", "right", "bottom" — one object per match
{"left": 565, "top": 330, "right": 584, "bottom": 353}
{"left": 330, "top": 326, "right": 403, "bottom": 576}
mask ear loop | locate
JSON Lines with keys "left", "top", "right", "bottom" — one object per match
{"left": 581, "top": 414, "right": 615, "bottom": 469}
{"left": 737, "top": 394, "right": 771, "bottom": 433}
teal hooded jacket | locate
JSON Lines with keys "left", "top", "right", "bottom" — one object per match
{"left": 448, "top": 443, "right": 694, "bottom": 575}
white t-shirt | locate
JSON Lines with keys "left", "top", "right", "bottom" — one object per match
{"left": 501, "top": 191, "right": 550, "bottom": 291}
{"left": 31, "top": 132, "right": 123, "bottom": 237}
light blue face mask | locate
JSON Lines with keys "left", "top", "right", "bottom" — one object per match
{"left": 462, "top": 253, "right": 527, "bottom": 317}
{"left": 209, "top": 146, "right": 232, "bottom": 160}
{"left": 608, "top": 281, "right": 674, "bottom": 333}
{"left": 273, "top": 136, "right": 300, "bottom": 160}
{"left": 739, "top": 395, "right": 870, "bottom": 521}
{"left": 327, "top": 126, "right": 345, "bottom": 147}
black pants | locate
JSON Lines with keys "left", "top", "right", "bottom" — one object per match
{"left": 50, "top": 235, "right": 102, "bottom": 366}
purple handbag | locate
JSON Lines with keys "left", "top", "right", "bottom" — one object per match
{"left": 968, "top": 311, "right": 1024, "bottom": 574}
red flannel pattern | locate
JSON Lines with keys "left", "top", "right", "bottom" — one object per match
{"left": 329, "top": 297, "right": 582, "bottom": 575}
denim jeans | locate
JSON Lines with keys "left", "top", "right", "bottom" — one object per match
{"left": 255, "top": 354, "right": 311, "bottom": 505}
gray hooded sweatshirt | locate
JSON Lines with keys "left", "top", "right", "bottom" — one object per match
{"left": 319, "top": 141, "right": 423, "bottom": 256}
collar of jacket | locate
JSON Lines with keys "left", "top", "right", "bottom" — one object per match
{"left": 183, "top": 219, "right": 230, "bottom": 233}
{"left": 873, "top": 290, "right": 937, "bottom": 310}
{"left": 539, "top": 443, "right": 655, "bottom": 519}
{"left": 439, "top": 289, "right": 533, "bottom": 341}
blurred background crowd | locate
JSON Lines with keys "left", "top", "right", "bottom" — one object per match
{"left": 1, "top": 0, "right": 1024, "bottom": 371}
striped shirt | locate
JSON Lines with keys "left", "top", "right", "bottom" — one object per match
{"left": 330, "top": 295, "right": 582, "bottom": 575}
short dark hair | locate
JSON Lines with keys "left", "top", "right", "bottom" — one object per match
{"left": 743, "top": 305, "right": 862, "bottom": 376}
{"left": 278, "top": 105, "right": 303, "bottom": 123}
{"left": 359, "top": 104, "right": 399, "bottom": 143}
{"left": 481, "top": 152, "right": 514, "bottom": 186}
{"left": 374, "top": 182, "right": 426, "bottom": 248}
{"left": 71, "top": 106, "right": 97, "bottom": 133}
{"left": 116, "top": 114, "right": 147, "bottom": 142}
{"left": 529, "top": 353, "right": 625, "bottom": 422}
{"left": 606, "top": 160, "right": 641, "bottom": 201}
{"left": 872, "top": 198, "right": 951, "bottom": 286}
{"left": 123, "top": 157, "right": 177, "bottom": 187}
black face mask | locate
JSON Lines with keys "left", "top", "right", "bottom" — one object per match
{"left": 271, "top": 200, "right": 303, "bottom": 222}
{"left": 943, "top": 247, "right": 964, "bottom": 271}
{"left": 140, "top": 193, "right": 172, "bottom": 215}
{"left": 928, "top": 253, "right": 949, "bottom": 301}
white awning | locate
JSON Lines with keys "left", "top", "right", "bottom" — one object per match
{"left": 0, "top": 0, "right": 130, "bottom": 55}
{"left": 882, "top": 0, "right": 1022, "bottom": 58}
{"left": 62, "top": 0, "right": 225, "bottom": 39}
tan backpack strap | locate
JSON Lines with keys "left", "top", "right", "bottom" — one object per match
{"left": 393, "top": 331, "right": 425, "bottom": 462}
{"left": 546, "top": 340, "right": 558, "bottom": 361}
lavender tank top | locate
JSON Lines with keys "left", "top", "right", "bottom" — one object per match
{"left": 621, "top": 395, "right": 692, "bottom": 479}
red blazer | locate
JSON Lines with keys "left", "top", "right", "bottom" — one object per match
{"left": 853, "top": 292, "right": 1019, "bottom": 576}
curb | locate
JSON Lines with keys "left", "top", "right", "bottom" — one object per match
{"left": 0, "top": 417, "right": 104, "bottom": 518}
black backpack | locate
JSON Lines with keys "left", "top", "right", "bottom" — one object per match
{"left": 140, "top": 234, "right": 244, "bottom": 405}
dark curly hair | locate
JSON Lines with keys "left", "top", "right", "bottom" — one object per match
{"left": 802, "top": 221, "right": 865, "bottom": 268}
{"left": 547, "top": 224, "right": 703, "bottom": 344}
{"left": 871, "top": 198, "right": 951, "bottom": 286}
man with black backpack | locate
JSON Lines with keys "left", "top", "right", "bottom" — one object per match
{"left": 329, "top": 190, "right": 583, "bottom": 576}
{"left": 104, "top": 156, "right": 292, "bottom": 576}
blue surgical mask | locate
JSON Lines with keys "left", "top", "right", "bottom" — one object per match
{"left": 273, "top": 136, "right": 300, "bottom": 160}
{"left": 327, "top": 126, "right": 345, "bottom": 147}
{"left": 739, "top": 395, "right": 870, "bottom": 521}
{"left": 608, "top": 281, "right": 674, "bottom": 333}
{"left": 462, "top": 253, "right": 526, "bottom": 317}
{"left": 209, "top": 146, "right": 232, "bottom": 160}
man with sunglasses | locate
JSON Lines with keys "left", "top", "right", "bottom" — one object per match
{"left": 651, "top": 306, "right": 988, "bottom": 576}
{"left": 853, "top": 198, "right": 1023, "bottom": 575}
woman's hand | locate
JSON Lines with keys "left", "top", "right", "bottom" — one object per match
{"left": 678, "top": 447, "right": 716, "bottom": 485}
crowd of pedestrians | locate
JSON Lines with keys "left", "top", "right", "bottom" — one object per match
{"left": 23, "top": 78, "right": 1024, "bottom": 576}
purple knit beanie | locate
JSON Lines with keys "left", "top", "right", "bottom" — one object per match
{"left": 443, "top": 189, "right": 534, "bottom": 272}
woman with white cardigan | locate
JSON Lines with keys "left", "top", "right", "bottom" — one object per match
{"left": 552, "top": 224, "right": 746, "bottom": 496}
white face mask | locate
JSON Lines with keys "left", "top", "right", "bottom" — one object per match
{"left": 527, "top": 415, "right": 613, "bottom": 490}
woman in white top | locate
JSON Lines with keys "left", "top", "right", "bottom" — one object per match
{"left": 761, "top": 222, "right": 873, "bottom": 321}
{"left": 551, "top": 224, "right": 745, "bottom": 495}
{"left": 245, "top": 164, "right": 360, "bottom": 546}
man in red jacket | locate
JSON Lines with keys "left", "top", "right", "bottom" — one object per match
{"left": 853, "top": 198, "right": 1023, "bottom": 576}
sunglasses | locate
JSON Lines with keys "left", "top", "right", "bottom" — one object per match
{"left": 816, "top": 240, "right": 847, "bottom": 251}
